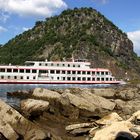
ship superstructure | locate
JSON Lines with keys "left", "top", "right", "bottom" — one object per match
{"left": 0, "top": 59, "right": 121, "bottom": 84}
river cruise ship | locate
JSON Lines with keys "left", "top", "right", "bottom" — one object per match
{"left": 0, "top": 59, "right": 121, "bottom": 84}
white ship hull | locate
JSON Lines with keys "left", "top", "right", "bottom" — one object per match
{"left": 0, "top": 60, "right": 123, "bottom": 85}
{"left": 0, "top": 79, "right": 121, "bottom": 84}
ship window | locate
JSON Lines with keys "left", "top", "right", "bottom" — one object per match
{"left": 62, "top": 71, "right": 65, "bottom": 74}
{"left": 78, "top": 65, "right": 80, "bottom": 67}
{"left": 77, "top": 71, "right": 81, "bottom": 74}
{"left": 73, "top": 65, "right": 75, "bottom": 67}
{"left": 27, "top": 76, "right": 29, "bottom": 79}
{"left": 77, "top": 77, "right": 81, "bottom": 81}
{"left": 56, "top": 70, "right": 60, "bottom": 74}
{"left": 7, "top": 69, "right": 12, "bottom": 72}
{"left": 67, "top": 71, "right": 71, "bottom": 74}
{"left": 101, "top": 72, "right": 104, "bottom": 75}
{"left": 45, "top": 63, "right": 48, "bottom": 66}
{"left": 87, "top": 71, "right": 90, "bottom": 75}
{"left": 57, "top": 77, "right": 60, "bottom": 80}
{"left": 8, "top": 76, "right": 10, "bottom": 79}
{"left": 101, "top": 78, "right": 104, "bottom": 81}
{"left": 68, "top": 64, "right": 70, "bottom": 67}
{"left": 63, "top": 77, "right": 65, "bottom": 80}
{"left": 39, "top": 63, "right": 42, "bottom": 66}
{"left": 20, "top": 76, "right": 23, "bottom": 79}
{"left": 87, "top": 77, "right": 91, "bottom": 81}
{"left": 33, "top": 76, "right": 36, "bottom": 79}
{"left": 106, "top": 78, "right": 109, "bottom": 81}
{"left": 50, "top": 70, "right": 54, "bottom": 74}
{"left": 0, "top": 69, "right": 5, "bottom": 72}
{"left": 92, "top": 71, "right": 95, "bottom": 75}
{"left": 14, "top": 76, "right": 17, "bottom": 79}
{"left": 51, "top": 63, "right": 53, "bottom": 66}
{"left": 67, "top": 77, "right": 71, "bottom": 81}
{"left": 1, "top": 76, "right": 4, "bottom": 79}
{"left": 72, "top": 77, "right": 76, "bottom": 81}
{"left": 32, "top": 69, "right": 37, "bottom": 73}
{"left": 20, "top": 69, "right": 24, "bottom": 73}
{"left": 110, "top": 78, "right": 112, "bottom": 81}
{"left": 92, "top": 78, "right": 95, "bottom": 81}
{"left": 57, "top": 64, "right": 59, "bottom": 66}
{"left": 39, "top": 70, "right": 48, "bottom": 73}
{"left": 97, "top": 78, "right": 100, "bottom": 81}
{"left": 97, "top": 72, "right": 100, "bottom": 75}
{"left": 82, "top": 77, "right": 86, "bottom": 81}
{"left": 13, "top": 69, "right": 18, "bottom": 73}
{"left": 62, "top": 64, "right": 65, "bottom": 67}
{"left": 106, "top": 72, "right": 109, "bottom": 75}
{"left": 82, "top": 71, "right": 86, "bottom": 75}
{"left": 25, "top": 62, "right": 34, "bottom": 66}
{"left": 72, "top": 71, "right": 76, "bottom": 74}
{"left": 26, "top": 69, "right": 30, "bottom": 73}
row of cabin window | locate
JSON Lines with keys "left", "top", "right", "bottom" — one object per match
{"left": 0, "top": 75, "right": 36, "bottom": 80}
{"left": 0, "top": 68, "right": 37, "bottom": 73}
{"left": 0, "top": 68, "right": 109, "bottom": 76}
{"left": 39, "top": 63, "right": 81, "bottom": 68}
{"left": 55, "top": 77, "right": 113, "bottom": 81}
{"left": 50, "top": 70, "right": 109, "bottom": 75}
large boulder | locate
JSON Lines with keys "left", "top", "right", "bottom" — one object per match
{"left": 76, "top": 88, "right": 116, "bottom": 111}
{"left": 92, "top": 88, "right": 116, "bottom": 98}
{"left": 0, "top": 119, "right": 18, "bottom": 140}
{"left": 32, "top": 88, "right": 61, "bottom": 101}
{"left": 96, "top": 112, "right": 123, "bottom": 125}
{"left": 20, "top": 99, "right": 49, "bottom": 118}
{"left": 91, "top": 121, "right": 136, "bottom": 140}
{"left": 0, "top": 99, "right": 47, "bottom": 140}
{"left": 115, "top": 87, "right": 139, "bottom": 101}
{"left": 56, "top": 88, "right": 116, "bottom": 119}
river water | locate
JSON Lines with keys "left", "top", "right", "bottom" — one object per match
{"left": 0, "top": 84, "right": 111, "bottom": 107}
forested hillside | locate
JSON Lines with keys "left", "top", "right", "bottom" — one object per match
{"left": 0, "top": 8, "right": 139, "bottom": 79}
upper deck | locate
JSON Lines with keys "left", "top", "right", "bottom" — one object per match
{"left": 25, "top": 59, "right": 91, "bottom": 69}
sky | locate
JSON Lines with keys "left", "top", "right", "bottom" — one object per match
{"left": 0, "top": 0, "right": 140, "bottom": 56}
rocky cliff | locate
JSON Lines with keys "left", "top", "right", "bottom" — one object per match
{"left": 0, "top": 7, "right": 140, "bottom": 79}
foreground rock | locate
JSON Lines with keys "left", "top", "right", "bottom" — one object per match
{"left": 6, "top": 84, "right": 140, "bottom": 139}
{"left": 91, "top": 121, "right": 135, "bottom": 140}
{"left": 96, "top": 112, "right": 123, "bottom": 125}
{"left": 20, "top": 99, "right": 49, "bottom": 118}
{"left": 89, "top": 111, "right": 140, "bottom": 140}
{"left": 0, "top": 99, "right": 47, "bottom": 140}
{"left": 32, "top": 88, "right": 116, "bottom": 119}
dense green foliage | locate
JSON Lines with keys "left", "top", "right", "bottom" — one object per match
{"left": 0, "top": 7, "right": 139, "bottom": 79}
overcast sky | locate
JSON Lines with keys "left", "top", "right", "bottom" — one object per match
{"left": 0, "top": 0, "right": 140, "bottom": 56}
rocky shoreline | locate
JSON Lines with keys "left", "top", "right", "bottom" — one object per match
{"left": 0, "top": 84, "right": 140, "bottom": 139}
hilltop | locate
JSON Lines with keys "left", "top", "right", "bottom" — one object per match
{"left": 0, "top": 7, "right": 139, "bottom": 80}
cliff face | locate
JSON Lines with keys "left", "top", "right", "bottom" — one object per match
{"left": 0, "top": 7, "right": 139, "bottom": 79}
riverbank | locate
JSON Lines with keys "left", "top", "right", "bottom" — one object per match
{"left": 1, "top": 84, "right": 140, "bottom": 139}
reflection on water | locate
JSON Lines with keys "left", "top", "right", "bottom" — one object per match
{"left": 0, "top": 84, "right": 111, "bottom": 106}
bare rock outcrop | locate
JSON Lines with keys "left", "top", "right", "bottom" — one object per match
{"left": 91, "top": 121, "right": 135, "bottom": 140}
{"left": 5, "top": 85, "right": 140, "bottom": 140}
{"left": 31, "top": 88, "right": 116, "bottom": 119}
{"left": 0, "top": 99, "right": 47, "bottom": 140}
{"left": 20, "top": 99, "right": 49, "bottom": 118}
{"left": 32, "top": 88, "right": 61, "bottom": 102}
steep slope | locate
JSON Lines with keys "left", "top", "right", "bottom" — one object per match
{"left": 0, "top": 8, "right": 139, "bottom": 79}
